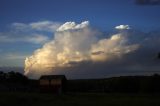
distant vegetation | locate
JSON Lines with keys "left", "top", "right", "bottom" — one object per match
{"left": 1, "top": 71, "right": 160, "bottom": 105}
{"left": 67, "top": 74, "right": 160, "bottom": 93}
{"left": 0, "top": 71, "right": 38, "bottom": 91}
{"left": 0, "top": 71, "right": 28, "bottom": 83}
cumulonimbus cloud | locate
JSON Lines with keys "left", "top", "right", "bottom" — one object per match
{"left": 24, "top": 21, "right": 139, "bottom": 78}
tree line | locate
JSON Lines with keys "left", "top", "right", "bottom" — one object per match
{"left": 1, "top": 71, "right": 160, "bottom": 93}
{"left": 0, "top": 71, "right": 28, "bottom": 84}
{"left": 66, "top": 74, "right": 160, "bottom": 93}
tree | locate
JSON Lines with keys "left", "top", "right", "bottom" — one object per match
{"left": 158, "top": 52, "right": 160, "bottom": 59}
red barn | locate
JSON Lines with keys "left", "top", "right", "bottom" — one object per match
{"left": 39, "top": 75, "right": 66, "bottom": 94}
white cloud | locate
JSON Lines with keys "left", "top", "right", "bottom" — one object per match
{"left": 115, "top": 25, "right": 130, "bottom": 30}
{"left": 26, "top": 34, "right": 49, "bottom": 44}
{"left": 57, "top": 21, "right": 89, "bottom": 31}
{"left": 0, "top": 33, "right": 49, "bottom": 44}
{"left": 0, "top": 52, "right": 30, "bottom": 67}
{"left": 0, "top": 20, "right": 159, "bottom": 79}
{"left": 0, "top": 20, "right": 60, "bottom": 44}
{"left": 12, "top": 21, "right": 61, "bottom": 32}
{"left": 12, "top": 23, "right": 28, "bottom": 30}
{"left": 29, "top": 21, "right": 61, "bottom": 32}
{"left": 24, "top": 21, "right": 139, "bottom": 78}
{"left": 5, "top": 53, "right": 28, "bottom": 60}
{"left": 91, "top": 34, "right": 139, "bottom": 61}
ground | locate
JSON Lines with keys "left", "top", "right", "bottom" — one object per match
{"left": 0, "top": 92, "right": 160, "bottom": 106}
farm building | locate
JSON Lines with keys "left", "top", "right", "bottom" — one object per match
{"left": 39, "top": 75, "right": 67, "bottom": 93}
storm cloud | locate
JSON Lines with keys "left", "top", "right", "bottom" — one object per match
{"left": 135, "top": 0, "right": 160, "bottom": 5}
{"left": 24, "top": 21, "right": 160, "bottom": 79}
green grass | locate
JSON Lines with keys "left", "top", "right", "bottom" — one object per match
{"left": 0, "top": 92, "right": 160, "bottom": 106}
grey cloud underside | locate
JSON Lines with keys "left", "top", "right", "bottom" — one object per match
{"left": 49, "top": 47, "right": 160, "bottom": 79}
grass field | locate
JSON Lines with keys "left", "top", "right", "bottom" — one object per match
{"left": 0, "top": 92, "right": 160, "bottom": 106}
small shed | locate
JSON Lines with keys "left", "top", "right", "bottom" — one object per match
{"left": 39, "top": 75, "right": 67, "bottom": 93}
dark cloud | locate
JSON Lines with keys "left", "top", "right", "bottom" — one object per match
{"left": 135, "top": 0, "right": 160, "bottom": 5}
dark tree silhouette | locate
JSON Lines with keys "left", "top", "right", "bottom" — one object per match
{"left": 6, "top": 71, "right": 28, "bottom": 84}
{"left": 0, "top": 71, "right": 6, "bottom": 82}
{"left": 158, "top": 52, "right": 160, "bottom": 59}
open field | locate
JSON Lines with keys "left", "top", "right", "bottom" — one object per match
{"left": 0, "top": 92, "right": 160, "bottom": 106}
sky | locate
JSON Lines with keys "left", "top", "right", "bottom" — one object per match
{"left": 0, "top": 0, "right": 160, "bottom": 78}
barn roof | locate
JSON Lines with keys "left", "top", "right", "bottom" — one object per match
{"left": 40, "top": 75, "right": 66, "bottom": 80}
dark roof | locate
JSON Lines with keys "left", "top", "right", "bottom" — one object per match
{"left": 40, "top": 75, "right": 66, "bottom": 80}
